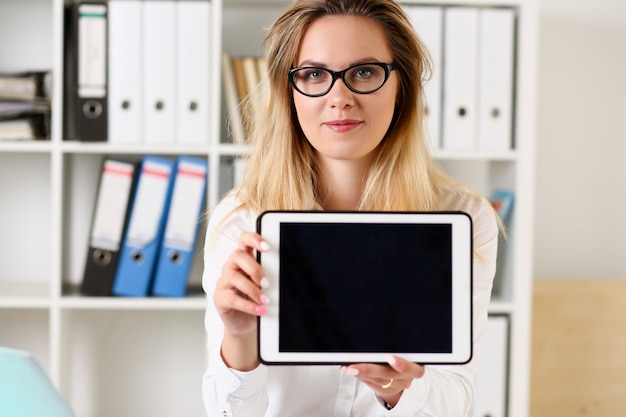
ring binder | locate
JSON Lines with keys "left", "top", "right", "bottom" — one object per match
{"left": 63, "top": 1, "right": 108, "bottom": 142}
{"left": 112, "top": 156, "right": 176, "bottom": 297}
{"left": 81, "top": 158, "right": 138, "bottom": 296}
{"left": 151, "top": 156, "right": 208, "bottom": 297}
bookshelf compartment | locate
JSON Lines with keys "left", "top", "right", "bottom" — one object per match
{"left": 0, "top": 0, "right": 53, "bottom": 70}
{"left": 220, "top": 3, "right": 283, "bottom": 144}
{"left": 0, "top": 153, "right": 52, "bottom": 286}
{"left": 437, "top": 159, "right": 518, "bottom": 302}
{"left": 0, "top": 308, "right": 50, "bottom": 369}
{"left": 60, "top": 152, "right": 207, "bottom": 296}
{"left": 59, "top": 309, "right": 207, "bottom": 417}
{"left": 222, "top": 4, "right": 283, "bottom": 57}
{"left": 437, "top": 159, "right": 516, "bottom": 197}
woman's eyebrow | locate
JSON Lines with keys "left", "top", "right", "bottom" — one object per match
{"left": 296, "top": 57, "right": 383, "bottom": 68}
{"left": 296, "top": 60, "right": 327, "bottom": 68}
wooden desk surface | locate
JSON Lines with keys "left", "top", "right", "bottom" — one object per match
{"left": 530, "top": 279, "right": 626, "bottom": 417}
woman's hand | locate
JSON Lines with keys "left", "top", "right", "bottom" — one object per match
{"left": 340, "top": 355, "right": 425, "bottom": 408}
{"left": 213, "top": 231, "right": 270, "bottom": 337}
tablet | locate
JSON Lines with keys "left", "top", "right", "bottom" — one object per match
{"left": 256, "top": 211, "right": 473, "bottom": 365}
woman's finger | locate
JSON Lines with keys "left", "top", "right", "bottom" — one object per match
{"left": 386, "top": 355, "right": 425, "bottom": 379}
{"left": 216, "top": 268, "right": 267, "bottom": 307}
{"left": 225, "top": 247, "right": 268, "bottom": 289}
{"left": 238, "top": 231, "right": 271, "bottom": 254}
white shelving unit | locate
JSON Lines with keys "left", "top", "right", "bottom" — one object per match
{"left": 0, "top": 1, "right": 537, "bottom": 416}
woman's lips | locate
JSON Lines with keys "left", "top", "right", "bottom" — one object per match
{"left": 324, "top": 119, "right": 361, "bottom": 133}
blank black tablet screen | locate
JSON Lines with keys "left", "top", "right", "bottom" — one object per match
{"left": 278, "top": 222, "right": 453, "bottom": 354}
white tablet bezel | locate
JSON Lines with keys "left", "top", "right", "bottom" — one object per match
{"left": 256, "top": 211, "right": 473, "bottom": 365}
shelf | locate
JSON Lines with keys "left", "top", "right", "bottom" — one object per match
{"left": 58, "top": 141, "right": 212, "bottom": 156}
{"left": 434, "top": 149, "right": 518, "bottom": 161}
{"left": 215, "top": 143, "right": 251, "bottom": 156}
{"left": 60, "top": 286, "right": 207, "bottom": 311}
{"left": 0, "top": 140, "right": 54, "bottom": 153}
{"left": 0, "top": 282, "right": 208, "bottom": 311}
{"left": 209, "top": 145, "right": 517, "bottom": 161}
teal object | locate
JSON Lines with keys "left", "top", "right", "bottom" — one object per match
{"left": 0, "top": 347, "right": 76, "bottom": 417}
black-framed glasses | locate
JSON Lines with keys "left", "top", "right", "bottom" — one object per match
{"left": 288, "top": 62, "right": 396, "bottom": 97}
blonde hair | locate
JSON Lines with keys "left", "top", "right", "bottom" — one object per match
{"left": 237, "top": 0, "right": 461, "bottom": 213}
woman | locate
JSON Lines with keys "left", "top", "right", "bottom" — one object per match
{"left": 202, "top": 0, "right": 498, "bottom": 415}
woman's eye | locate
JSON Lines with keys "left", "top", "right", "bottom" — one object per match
{"left": 300, "top": 69, "right": 324, "bottom": 80}
{"left": 354, "top": 67, "right": 375, "bottom": 78}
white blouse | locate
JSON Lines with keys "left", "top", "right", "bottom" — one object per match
{"left": 202, "top": 189, "right": 498, "bottom": 417}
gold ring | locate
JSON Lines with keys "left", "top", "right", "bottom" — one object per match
{"left": 381, "top": 378, "right": 394, "bottom": 389}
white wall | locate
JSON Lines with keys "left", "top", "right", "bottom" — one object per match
{"left": 534, "top": 0, "right": 626, "bottom": 278}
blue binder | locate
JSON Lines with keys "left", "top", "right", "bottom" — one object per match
{"left": 151, "top": 156, "right": 208, "bottom": 297}
{"left": 112, "top": 155, "right": 176, "bottom": 297}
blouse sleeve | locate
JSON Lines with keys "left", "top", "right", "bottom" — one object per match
{"left": 201, "top": 197, "right": 269, "bottom": 417}
{"left": 382, "top": 194, "right": 499, "bottom": 417}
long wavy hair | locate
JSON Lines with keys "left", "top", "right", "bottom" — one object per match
{"left": 236, "top": 0, "right": 461, "bottom": 213}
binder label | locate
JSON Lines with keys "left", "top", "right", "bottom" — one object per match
{"left": 125, "top": 161, "right": 172, "bottom": 247}
{"left": 90, "top": 160, "right": 135, "bottom": 251}
{"left": 163, "top": 162, "right": 207, "bottom": 251}
{"left": 78, "top": 4, "right": 107, "bottom": 98}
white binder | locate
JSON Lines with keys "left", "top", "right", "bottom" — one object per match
{"left": 472, "top": 315, "right": 509, "bottom": 417}
{"left": 108, "top": 0, "right": 142, "bottom": 144}
{"left": 143, "top": 0, "right": 176, "bottom": 144}
{"left": 404, "top": 5, "right": 443, "bottom": 151}
{"left": 442, "top": 7, "right": 479, "bottom": 150}
{"left": 477, "top": 9, "right": 515, "bottom": 151}
{"left": 176, "top": 0, "right": 211, "bottom": 145}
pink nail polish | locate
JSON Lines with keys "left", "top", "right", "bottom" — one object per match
{"left": 255, "top": 306, "right": 267, "bottom": 315}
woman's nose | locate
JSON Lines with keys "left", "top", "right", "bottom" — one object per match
{"left": 326, "top": 78, "right": 355, "bottom": 108}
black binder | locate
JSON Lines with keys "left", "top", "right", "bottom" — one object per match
{"left": 81, "top": 158, "right": 138, "bottom": 296}
{"left": 63, "top": 1, "right": 108, "bottom": 142}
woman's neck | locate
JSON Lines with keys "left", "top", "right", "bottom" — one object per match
{"left": 316, "top": 156, "right": 371, "bottom": 211}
